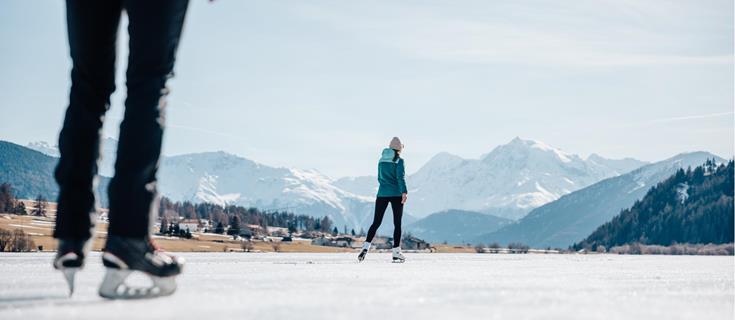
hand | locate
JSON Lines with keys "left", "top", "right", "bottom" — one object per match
{"left": 401, "top": 193, "right": 408, "bottom": 204}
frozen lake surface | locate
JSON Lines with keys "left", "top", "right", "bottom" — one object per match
{"left": 0, "top": 252, "right": 733, "bottom": 320}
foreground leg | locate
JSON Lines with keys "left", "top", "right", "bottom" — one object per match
{"left": 359, "top": 197, "right": 390, "bottom": 262}
{"left": 100, "top": 0, "right": 188, "bottom": 300}
{"left": 390, "top": 197, "right": 404, "bottom": 248}
{"left": 390, "top": 197, "right": 405, "bottom": 263}
{"left": 107, "top": 0, "right": 188, "bottom": 238}
{"left": 53, "top": 0, "right": 123, "bottom": 296}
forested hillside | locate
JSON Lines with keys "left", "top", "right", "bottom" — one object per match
{"left": 575, "top": 159, "right": 733, "bottom": 250}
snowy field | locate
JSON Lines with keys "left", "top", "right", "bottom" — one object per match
{"left": 0, "top": 253, "right": 733, "bottom": 320}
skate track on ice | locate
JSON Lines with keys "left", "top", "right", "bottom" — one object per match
{"left": 0, "top": 253, "right": 733, "bottom": 320}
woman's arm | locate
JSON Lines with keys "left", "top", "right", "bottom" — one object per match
{"left": 397, "top": 159, "right": 408, "bottom": 203}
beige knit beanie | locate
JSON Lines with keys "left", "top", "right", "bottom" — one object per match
{"left": 389, "top": 137, "right": 403, "bottom": 151}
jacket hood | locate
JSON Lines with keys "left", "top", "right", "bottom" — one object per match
{"left": 379, "top": 148, "right": 397, "bottom": 163}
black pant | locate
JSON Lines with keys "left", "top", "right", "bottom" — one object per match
{"left": 54, "top": 0, "right": 189, "bottom": 240}
{"left": 365, "top": 197, "right": 404, "bottom": 248}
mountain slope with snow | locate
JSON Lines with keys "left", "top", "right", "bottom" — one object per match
{"left": 476, "top": 151, "right": 724, "bottom": 248}
{"left": 405, "top": 137, "right": 648, "bottom": 220}
{"left": 157, "top": 151, "right": 376, "bottom": 229}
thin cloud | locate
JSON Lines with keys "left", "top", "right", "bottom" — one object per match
{"left": 609, "top": 111, "right": 735, "bottom": 129}
{"left": 644, "top": 112, "right": 734, "bottom": 124}
{"left": 291, "top": 1, "right": 733, "bottom": 67}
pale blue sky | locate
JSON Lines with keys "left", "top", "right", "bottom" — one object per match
{"left": 0, "top": 0, "right": 732, "bottom": 177}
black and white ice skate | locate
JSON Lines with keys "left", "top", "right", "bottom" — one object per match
{"left": 391, "top": 249, "right": 405, "bottom": 263}
{"left": 53, "top": 239, "right": 91, "bottom": 296}
{"left": 99, "top": 236, "right": 184, "bottom": 300}
{"left": 357, "top": 249, "right": 368, "bottom": 262}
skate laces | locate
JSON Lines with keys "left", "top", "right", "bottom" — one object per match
{"left": 145, "top": 238, "right": 178, "bottom": 266}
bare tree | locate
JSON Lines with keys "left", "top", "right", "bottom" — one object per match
{"left": 595, "top": 245, "right": 607, "bottom": 253}
{"left": 0, "top": 228, "right": 12, "bottom": 251}
{"left": 241, "top": 240, "right": 254, "bottom": 252}
{"left": 9, "top": 229, "right": 35, "bottom": 252}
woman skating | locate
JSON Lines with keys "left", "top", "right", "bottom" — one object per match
{"left": 358, "top": 137, "right": 408, "bottom": 263}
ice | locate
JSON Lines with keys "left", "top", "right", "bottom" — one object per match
{"left": 1, "top": 253, "right": 733, "bottom": 320}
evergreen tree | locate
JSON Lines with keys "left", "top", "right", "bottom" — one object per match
{"left": 0, "top": 183, "right": 12, "bottom": 213}
{"left": 228, "top": 214, "right": 242, "bottom": 235}
{"left": 287, "top": 222, "right": 297, "bottom": 234}
{"left": 214, "top": 222, "right": 225, "bottom": 234}
{"left": 320, "top": 216, "right": 332, "bottom": 233}
{"left": 332, "top": 226, "right": 338, "bottom": 235}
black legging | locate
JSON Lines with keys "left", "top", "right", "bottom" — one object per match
{"left": 365, "top": 196, "right": 403, "bottom": 248}
{"left": 54, "top": 0, "right": 189, "bottom": 240}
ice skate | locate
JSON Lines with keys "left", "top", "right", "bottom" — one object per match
{"left": 99, "top": 235, "right": 184, "bottom": 300}
{"left": 53, "top": 239, "right": 91, "bottom": 296}
{"left": 357, "top": 242, "right": 371, "bottom": 262}
{"left": 392, "top": 247, "right": 405, "bottom": 263}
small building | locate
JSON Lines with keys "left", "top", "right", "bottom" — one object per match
{"left": 311, "top": 236, "right": 332, "bottom": 247}
{"left": 267, "top": 226, "right": 289, "bottom": 236}
{"left": 401, "top": 235, "right": 431, "bottom": 250}
{"left": 244, "top": 224, "right": 267, "bottom": 237}
{"left": 311, "top": 236, "right": 357, "bottom": 248}
{"left": 333, "top": 236, "right": 355, "bottom": 248}
{"left": 178, "top": 219, "right": 201, "bottom": 232}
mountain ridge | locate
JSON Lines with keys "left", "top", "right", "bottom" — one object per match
{"left": 16, "top": 137, "right": 656, "bottom": 228}
{"left": 476, "top": 151, "right": 725, "bottom": 248}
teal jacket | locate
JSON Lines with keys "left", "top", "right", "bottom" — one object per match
{"left": 377, "top": 148, "right": 408, "bottom": 197}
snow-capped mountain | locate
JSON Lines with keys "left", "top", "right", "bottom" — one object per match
{"left": 27, "top": 137, "right": 118, "bottom": 177}
{"left": 27, "top": 141, "right": 60, "bottom": 157}
{"left": 342, "top": 137, "right": 647, "bottom": 220}
{"left": 19, "top": 137, "right": 647, "bottom": 226}
{"left": 476, "top": 151, "right": 724, "bottom": 248}
{"left": 333, "top": 175, "right": 379, "bottom": 197}
{"left": 157, "top": 152, "right": 375, "bottom": 229}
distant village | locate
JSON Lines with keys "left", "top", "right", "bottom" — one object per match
{"left": 151, "top": 215, "right": 433, "bottom": 252}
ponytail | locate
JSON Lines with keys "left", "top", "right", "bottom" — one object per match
{"left": 392, "top": 149, "right": 400, "bottom": 162}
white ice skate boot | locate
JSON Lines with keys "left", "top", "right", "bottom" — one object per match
{"left": 357, "top": 242, "right": 370, "bottom": 262}
{"left": 392, "top": 247, "right": 405, "bottom": 263}
{"left": 99, "top": 235, "right": 184, "bottom": 299}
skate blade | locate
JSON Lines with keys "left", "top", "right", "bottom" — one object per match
{"left": 392, "top": 258, "right": 405, "bottom": 263}
{"left": 99, "top": 269, "right": 177, "bottom": 300}
{"left": 61, "top": 268, "right": 79, "bottom": 296}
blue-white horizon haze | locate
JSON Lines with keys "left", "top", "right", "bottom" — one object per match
{"left": 0, "top": 0, "right": 733, "bottom": 178}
